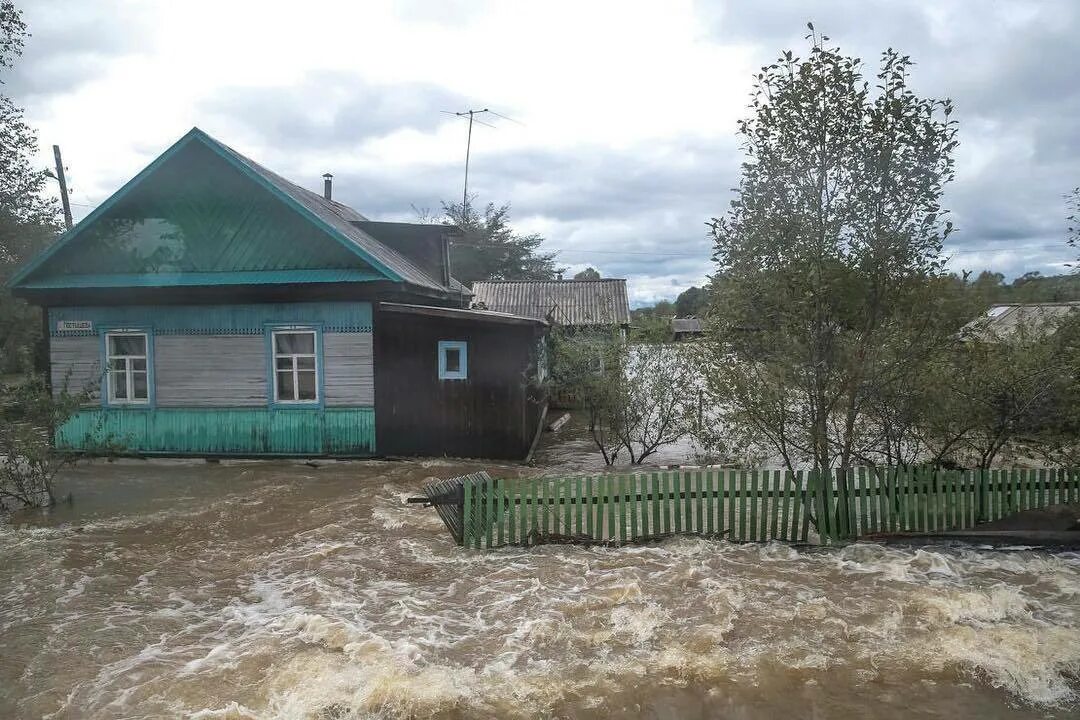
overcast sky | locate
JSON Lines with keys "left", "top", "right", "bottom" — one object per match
{"left": 9, "top": 0, "right": 1080, "bottom": 305}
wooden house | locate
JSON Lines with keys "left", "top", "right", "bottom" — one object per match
{"left": 9, "top": 128, "right": 547, "bottom": 460}
{"left": 670, "top": 317, "right": 704, "bottom": 341}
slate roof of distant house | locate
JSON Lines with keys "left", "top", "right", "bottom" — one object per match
{"left": 211, "top": 131, "right": 465, "bottom": 294}
{"left": 961, "top": 302, "right": 1080, "bottom": 340}
{"left": 671, "top": 317, "right": 704, "bottom": 334}
{"left": 471, "top": 279, "right": 630, "bottom": 326}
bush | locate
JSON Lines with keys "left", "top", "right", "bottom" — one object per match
{"left": 549, "top": 328, "right": 695, "bottom": 464}
{"left": 0, "top": 376, "right": 86, "bottom": 512}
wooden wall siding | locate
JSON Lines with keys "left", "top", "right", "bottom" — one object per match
{"left": 50, "top": 318, "right": 374, "bottom": 411}
{"left": 50, "top": 335, "right": 101, "bottom": 399}
{"left": 155, "top": 335, "right": 266, "bottom": 407}
{"left": 47, "top": 302, "right": 376, "bottom": 408}
{"left": 48, "top": 301, "right": 373, "bottom": 336}
{"left": 55, "top": 407, "right": 375, "bottom": 456}
{"left": 323, "top": 332, "right": 374, "bottom": 406}
{"left": 374, "top": 311, "right": 546, "bottom": 460}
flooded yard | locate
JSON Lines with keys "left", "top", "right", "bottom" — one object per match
{"left": 1, "top": 444, "right": 1079, "bottom": 718}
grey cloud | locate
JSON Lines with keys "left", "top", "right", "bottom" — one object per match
{"left": 715, "top": 1, "right": 1080, "bottom": 283}
{"left": 200, "top": 72, "right": 470, "bottom": 151}
{"left": 4, "top": 0, "right": 152, "bottom": 100}
{"left": 43, "top": 0, "right": 1080, "bottom": 306}
{"left": 303, "top": 141, "right": 722, "bottom": 292}
{"left": 708, "top": 0, "right": 933, "bottom": 55}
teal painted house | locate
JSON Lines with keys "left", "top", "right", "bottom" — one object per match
{"left": 10, "top": 128, "right": 548, "bottom": 459}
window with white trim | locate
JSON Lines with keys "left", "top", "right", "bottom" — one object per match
{"left": 438, "top": 340, "right": 467, "bottom": 380}
{"left": 106, "top": 332, "right": 149, "bottom": 404}
{"left": 273, "top": 329, "right": 318, "bottom": 402}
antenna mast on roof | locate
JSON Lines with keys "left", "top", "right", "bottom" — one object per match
{"left": 453, "top": 108, "right": 489, "bottom": 212}
{"left": 441, "top": 108, "right": 522, "bottom": 213}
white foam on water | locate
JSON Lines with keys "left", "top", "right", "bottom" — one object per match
{"left": 189, "top": 701, "right": 260, "bottom": 719}
{"left": 6, "top": 471, "right": 1080, "bottom": 718}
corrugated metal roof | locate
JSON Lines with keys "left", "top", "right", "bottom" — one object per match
{"left": 471, "top": 279, "right": 630, "bottom": 326}
{"left": 671, "top": 317, "right": 703, "bottom": 333}
{"left": 208, "top": 132, "right": 459, "bottom": 293}
{"left": 380, "top": 302, "right": 547, "bottom": 326}
{"left": 11, "top": 128, "right": 468, "bottom": 296}
{"left": 961, "top": 302, "right": 1080, "bottom": 340}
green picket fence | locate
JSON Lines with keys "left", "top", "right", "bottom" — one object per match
{"left": 454, "top": 467, "right": 1080, "bottom": 549}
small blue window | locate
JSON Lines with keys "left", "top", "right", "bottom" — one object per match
{"left": 438, "top": 340, "right": 468, "bottom": 380}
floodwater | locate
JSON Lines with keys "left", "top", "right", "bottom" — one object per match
{"left": 2, "top": 453, "right": 1079, "bottom": 719}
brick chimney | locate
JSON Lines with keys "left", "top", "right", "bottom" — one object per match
{"left": 322, "top": 173, "right": 333, "bottom": 201}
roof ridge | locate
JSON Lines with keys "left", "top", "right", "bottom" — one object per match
{"left": 193, "top": 128, "right": 460, "bottom": 294}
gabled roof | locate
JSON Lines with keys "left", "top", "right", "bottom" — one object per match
{"left": 961, "top": 302, "right": 1080, "bottom": 341}
{"left": 671, "top": 317, "right": 703, "bottom": 333}
{"left": 208, "top": 135, "right": 459, "bottom": 292}
{"left": 471, "top": 279, "right": 630, "bottom": 326}
{"left": 10, "top": 128, "right": 462, "bottom": 296}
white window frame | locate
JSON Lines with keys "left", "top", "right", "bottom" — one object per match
{"left": 105, "top": 331, "right": 150, "bottom": 405}
{"left": 272, "top": 328, "right": 319, "bottom": 404}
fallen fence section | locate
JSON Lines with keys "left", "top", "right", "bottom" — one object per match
{"left": 421, "top": 467, "right": 1080, "bottom": 550}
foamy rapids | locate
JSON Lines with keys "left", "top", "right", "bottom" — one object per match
{"left": 1, "top": 461, "right": 1078, "bottom": 719}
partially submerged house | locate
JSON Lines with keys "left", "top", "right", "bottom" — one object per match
{"left": 670, "top": 317, "right": 704, "bottom": 341}
{"left": 9, "top": 128, "right": 547, "bottom": 460}
{"left": 471, "top": 279, "right": 630, "bottom": 331}
{"left": 960, "top": 302, "right": 1080, "bottom": 342}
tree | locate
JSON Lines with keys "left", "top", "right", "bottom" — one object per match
{"left": 574, "top": 267, "right": 601, "bottom": 280}
{"left": 549, "top": 327, "right": 694, "bottom": 465}
{"left": 439, "top": 200, "right": 563, "bottom": 286}
{"left": 629, "top": 299, "right": 676, "bottom": 342}
{"left": 0, "top": 1, "right": 61, "bottom": 374}
{"left": 700, "top": 27, "right": 958, "bottom": 482}
{"left": 946, "top": 314, "right": 1080, "bottom": 468}
{"left": 674, "top": 286, "right": 707, "bottom": 317}
{"left": 630, "top": 299, "right": 674, "bottom": 323}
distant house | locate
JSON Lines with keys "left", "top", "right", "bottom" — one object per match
{"left": 9, "top": 127, "right": 547, "bottom": 460}
{"left": 961, "top": 302, "right": 1080, "bottom": 342}
{"left": 670, "top": 317, "right": 704, "bottom": 341}
{"left": 471, "top": 279, "right": 630, "bottom": 330}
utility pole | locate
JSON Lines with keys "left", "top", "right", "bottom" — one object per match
{"left": 52, "top": 145, "right": 73, "bottom": 230}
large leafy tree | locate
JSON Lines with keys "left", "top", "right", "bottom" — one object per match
{"left": 440, "top": 200, "right": 563, "bottom": 286}
{"left": 700, "top": 26, "right": 959, "bottom": 476}
{"left": 0, "top": 0, "right": 61, "bottom": 374}
{"left": 674, "top": 286, "right": 707, "bottom": 317}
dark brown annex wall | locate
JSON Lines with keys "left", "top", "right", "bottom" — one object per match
{"left": 373, "top": 307, "right": 546, "bottom": 460}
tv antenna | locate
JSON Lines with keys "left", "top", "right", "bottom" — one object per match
{"left": 442, "top": 108, "right": 522, "bottom": 211}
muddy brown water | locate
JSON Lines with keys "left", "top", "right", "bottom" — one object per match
{"left": 1, "top": 454, "right": 1079, "bottom": 719}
